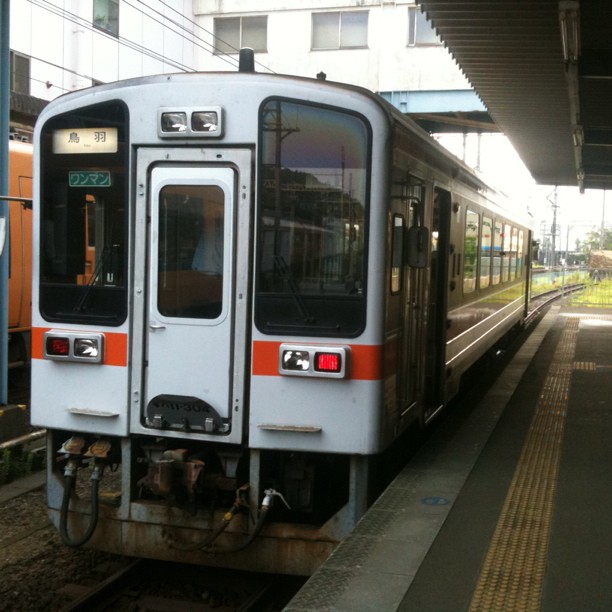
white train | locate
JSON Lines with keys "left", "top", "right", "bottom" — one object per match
{"left": 31, "top": 53, "right": 532, "bottom": 575}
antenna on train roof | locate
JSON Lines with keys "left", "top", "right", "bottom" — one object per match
{"left": 239, "top": 48, "right": 255, "bottom": 73}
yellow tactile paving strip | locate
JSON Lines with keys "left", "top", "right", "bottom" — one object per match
{"left": 573, "top": 361, "right": 596, "bottom": 371}
{"left": 468, "top": 316, "right": 579, "bottom": 612}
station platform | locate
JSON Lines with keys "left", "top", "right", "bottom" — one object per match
{"left": 286, "top": 302, "right": 612, "bottom": 612}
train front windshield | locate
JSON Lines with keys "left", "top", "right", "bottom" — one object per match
{"left": 39, "top": 102, "right": 128, "bottom": 326}
{"left": 256, "top": 99, "right": 370, "bottom": 337}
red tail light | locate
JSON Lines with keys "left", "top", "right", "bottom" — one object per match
{"left": 315, "top": 352, "right": 342, "bottom": 373}
{"left": 46, "top": 337, "right": 70, "bottom": 356}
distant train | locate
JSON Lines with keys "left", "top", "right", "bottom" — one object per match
{"left": 31, "top": 56, "right": 532, "bottom": 575}
{"left": 6, "top": 139, "right": 33, "bottom": 371}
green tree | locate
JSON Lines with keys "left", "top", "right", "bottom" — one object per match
{"left": 583, "top": 228, "right": 612, "bottom": 253}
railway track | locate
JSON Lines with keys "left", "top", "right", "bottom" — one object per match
{"left": 57, "top": 558, "right": 297, "bottom": 611}
{"left": 0, "top": 475, "right": 304, "bottom": 611}
{"left": 527, "top": 282, "right": 585, "bottom": 323}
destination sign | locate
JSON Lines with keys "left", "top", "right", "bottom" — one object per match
{"left": 69, "top": 171, "right": 112, "bottom": 188}
{"left": 53, "top": 127, "right": 118, "bottom": 154}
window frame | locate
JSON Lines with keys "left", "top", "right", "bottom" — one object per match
{"left": 93, "top": 0, "right": 119, "bottom": 37}
{"left": 463, "top": 209, "right": 479, "bottom": 294}
{"left": 10, "top": 51, "right": 30, "bottom": 94}
{"left": 517, "top": 230, "right": 524, "bottom": 277}
{"left": 502, "top": 223, "right": 512, "bottom": 282}
{"left": 214, "top": 15, "right": 268, "bottom": 54}
{"left": 408, "top": 6, "right": 441, "bottom": 46}
{"left": 38, "top": 101, "right": 129, "bottom": 326}
{"left": 311, "top": 11, "right": 369, "bottom": 51}
{"left": 492, "top": 220, "right": 502, "bottom": 286}
{"left": 391, "top": 214, "right": 405, "bottom": 294}
{"left": 255, "top": 96, "right": 371, "bottom": 338}
{"left": 480, "top": 215, "right": 493, "bottom": 290}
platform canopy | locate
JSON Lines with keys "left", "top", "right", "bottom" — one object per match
{"left": 419, "top": 0, "right": 612, "bottom": 192}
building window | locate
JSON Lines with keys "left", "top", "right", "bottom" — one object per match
{"left": 214, "top": 16, "right": 267, "bottom": 53}
{"left": 312, "top": 11, "right": 368, "bottom": 50}
{"left": 408, "top": 6, "right": 440, "bottom": 46}
{"left": 10, "top": 52, "right": 30, "bottom": 94}
{"left": 93, "top": 0, "right": 119, "bottom": 36}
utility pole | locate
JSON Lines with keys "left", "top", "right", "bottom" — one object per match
{"left": 546, "top": 187, "right": 560, "bottom": 268}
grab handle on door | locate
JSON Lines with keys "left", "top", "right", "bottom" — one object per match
{"left": 149, "top": 322, "right": 166, "bottom": 331}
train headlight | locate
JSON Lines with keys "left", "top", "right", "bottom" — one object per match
{"left": 160, "top": 111, "right": 187, "bottom": 133}
{"left": 279, "top": 345, "right": 348, "bottom": 379}
{"left": 282, "top": 350, "right": 310, "bottom": 371}
{"left": 191, "top": 111, "right": 220, "bottom": 133}
{"left": 74, "top": 337, "right": 101, "bottom": 360}
{"left": 158, "top": 107, "right": 223, "bottom": 138}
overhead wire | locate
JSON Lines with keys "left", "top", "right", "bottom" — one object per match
{"left": 29, "top": 0, "right": 196, "bottom": 70}
{"left": 124, "top": 0, "right": 241, "bottom": 71}
{"left": 137, "top": 0, "right": 274, "bottom": 73}
{"left": 23, "top": 0, "right": 273, "bottom": 91}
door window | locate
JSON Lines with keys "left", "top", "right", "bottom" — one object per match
{"left": 157, "top": 184, "right": 224, "bottom": 319}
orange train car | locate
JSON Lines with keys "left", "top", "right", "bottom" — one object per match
{"left": 7, "top": 139, "right": 33, "bottom": 369}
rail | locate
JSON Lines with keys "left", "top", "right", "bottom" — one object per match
{"left": 526, "top": 282, "right": 585, "bottom": 325}
{"left": 60, "top": 559, "right": 146, "bottom": 611}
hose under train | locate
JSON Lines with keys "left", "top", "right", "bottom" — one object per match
{"left": 59, "top": 471, "right": 101, "bottom": 548}
{"left": 166, "top": 487, "right": 284, "bottom": 554}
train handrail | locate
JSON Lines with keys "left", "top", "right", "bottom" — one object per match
{"left": 0, "top": 195, "right": 32, "bottom": 209}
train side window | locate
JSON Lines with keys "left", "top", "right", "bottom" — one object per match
{"left": 517, "top": 230, "right": 524, "bottom": 276}
{"left": 480, "top": 216, "right": 492, "bottom": 289}
{"left": 391, "top": 215, "right": 404, "bottom": 294}
{"left": 492, "top": 221, "right": 502, "bottom": 285}
{"left": 502, "top": 223, "right": 512, "bottom": 282}
{"left": 510, "top": 226, "right": 519, "bottom": 279}
{"left": 463, "top": 210, "right": 479, "bottom": 293}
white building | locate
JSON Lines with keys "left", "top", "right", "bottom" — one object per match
{"left": 10, "top": 0, "right": 195, "bottom": 101}
{"left": 8, "top": 0, "right": 484, "bottom": 136}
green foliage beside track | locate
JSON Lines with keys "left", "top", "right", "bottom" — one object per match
{"left": 0, "top": 447, "right": 38, "bottom": 485}
{"left": 568, "top": 277, "right": 612, "bottom": 307}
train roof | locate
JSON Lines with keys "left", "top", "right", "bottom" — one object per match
{"left": 38, "top": 67, "right": 532, "bottom": 229}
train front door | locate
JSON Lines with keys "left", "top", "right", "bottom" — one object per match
{"left": 135, "top": 149, "right": 251, "bottom": 442}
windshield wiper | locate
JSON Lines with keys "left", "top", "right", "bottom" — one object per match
{"left": 73, "top": 245, "right": 111, "bottom": 313}
{"left": 273, "top": 255, "right": 315, "bottom": 324}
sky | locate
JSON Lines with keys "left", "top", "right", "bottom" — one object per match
{"left": 435, "top": 132, "right": 608, "bottom": 251}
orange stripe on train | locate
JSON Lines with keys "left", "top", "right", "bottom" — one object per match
{"left": 252, "top": 340, "right": 383, "bottom": 380}
{"left": 31, "top": 327, "right": 128, "bottom": 367}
